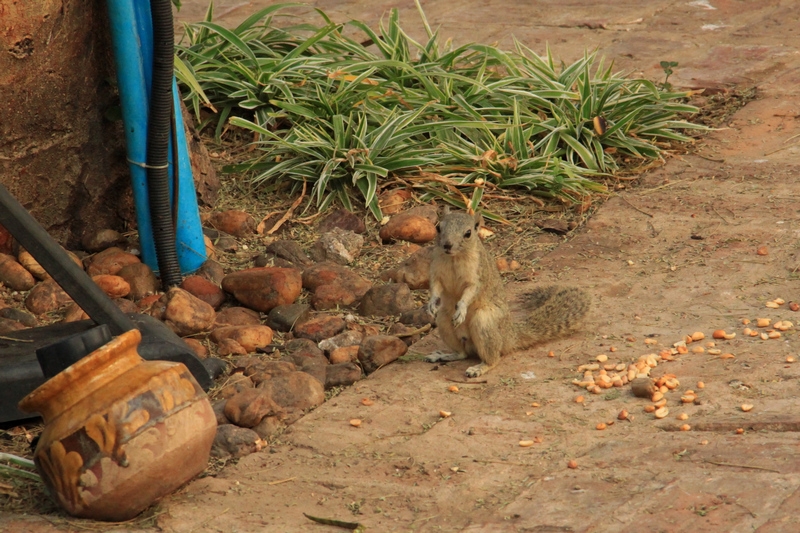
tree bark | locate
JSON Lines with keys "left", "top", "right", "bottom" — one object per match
{"left": 0, "top": 0, "right": 136, "bottom": 247}
{"left": 0, "top": 1, "right": 218, "bottom": 249}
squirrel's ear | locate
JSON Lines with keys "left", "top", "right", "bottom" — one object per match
{"left": 473, "top": 211, "right": 483, "bottom": 228}
{"left": 442, "top": 205, "right": 451, "bottom": 217}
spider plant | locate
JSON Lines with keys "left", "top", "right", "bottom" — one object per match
{"left": 176, "top": 1, "right": 705, "bottom": 218}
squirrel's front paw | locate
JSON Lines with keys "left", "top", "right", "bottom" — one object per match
{"left": 452, "top": 301, "right": 467, "bottom": 327}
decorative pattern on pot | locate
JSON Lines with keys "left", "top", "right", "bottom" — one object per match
{"left": 19, "top": 329, "right": 216, "bottom": 521}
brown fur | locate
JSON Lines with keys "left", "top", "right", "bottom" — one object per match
{"left": 426, "top": 211, "right": 590, "bottom": 377}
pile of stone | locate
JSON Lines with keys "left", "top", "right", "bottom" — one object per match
{"left": 0, "top": 204, "right": 440, "bottom": 460}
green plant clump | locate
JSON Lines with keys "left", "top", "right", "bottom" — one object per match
{"left": 175, "top": 2, "right": 704, "bottom": 219}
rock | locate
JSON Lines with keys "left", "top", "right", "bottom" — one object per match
{"left": 309, "top": 228, "right": 364, "bottom": 265}
{"left": 265, "top": 240, "right": 313, "bottom": 267}
{"left": 225, "top": 388, "right": 285, "bottom": 428}
{"left": 231, "top": 356, "right": 270, "bottom": 373}
{"left": 215, "top": 306, "right": 262, "bottom": 328}
{"left": 212, "top": 399, "right": 230, "bottom": 425}
{"left": 117, "top": 263, "right": 158, "bottom": 301}
{"left": 203, "top": 227, "right": 238, "bottom": 252}
{"left": 404, "top": 205, "right": 439, "bottom": 224}
{"left": 113, "top": 297, "right": 139, "bottom": 314}
{"left": 163, "top": 287, "right": 216, "bottom": 337}
{"left": 62, "top": 303, "right": 89, "bottom": 323}
{"left": 0, "top": 307, "right": 36, "bottom": 327}
{"left": 211, "top": 325, "right": 274, "bottom": 353}
{"left": 535, "top": 218, "right": 571, "bottom": 235}
{"left": 389, "top": 322, "right": 424, "bottom": 346}
{"left": 378, "top": 189, "right": 411, "bottom": 215}
{"left": 253, "top": 253, "right": 296, "bottom": 269}
{"left": 399, "top": 307, "right": 435, "bottom": 327}
{"left": 256, "top": 371, "right": 325, "bottom": 418}
{"left": 282, "top": 338, "right": 329, "bottom": 385}
{"left": 25, "top": 279, "right": 73, "bottom": 314}
{"left": 196, "top": 259, "right": 226, "bottom": 285}
{"left": 358, "top": 335, "right": 408, "bottom": 374}
{"left": 0, "top": 224, "right": 13, "bottom": 255}
{"left": 138, "top": 293, "right": 165, "bottom": 319}
{"left": 209, "top": 209, "right": 256, "bottom": 238}
{"left": 216, "top": 338, "right": 248, "bottom": 356}
{"left": 329, "top": 345, "right": 360, "bottom": 365}
{"left": 358, "top": 283, "right": 416, "bottom": 317}
{"left": 18, "top": 248, "right": 84, "bottom": 281}
{"left": 203, "top": 357, "right": 229, "bottom": 380}
{"left": 345, "top": 322, "right": 382, "bottom": 338}
{"left": 210, "top": 424, "right": 262, "bottom": 459}
{"left": 17, "top": 250, "right": 46, "bottom": 280}
{"left": 302, "top": 263, "right": 372, "bottom": 310}
{"left": 631, "top": 377, "right": 656, "bottom": 398}
{"left": 92, "top": 274, "right": 130, "bottom": 298}
{"left": 181, "top": 275, "right": 226, "bottom": 309}
{"left": 0, "top": 253, "right": 36, "bottom": 291}
{"left": 85, "top": 247, "right": 141, "bottom": 276}
{"left": 81, "top": 228, "right": 125, "bottom": 253}
{"left": 284, "top": 338, "right": 325, "bottom": 357}
{"left": 183, "top": 338, "right": 208, "bottom": 359}
{"left": 381, "top": 246, "right": 433, "bottom": 290}
{"left": 0, "top": 317, "right": 26, "bottom": 334}
{"left": 252, "top": 415, "right": 285, "bottom": 439}
{"left": 265, "top": 303, "right": 311, "bottom": 332}
{"left": 310, "top": 285, "right": 358, "bottom": 311}
{"left": 247, "top": 360, "right": 298, "bottom": 385}
{"left": 218, "top": 373, "right": 255, "bottom": 400}
{"left": 221, "top": 267, "right": 302, "bottom": 312}
{"left": 293, "top": 315, "right": 346, "bottom": 343}
{"left": 318, "top": 330, "right": 363, "bottom": 354}
{"left": 317, "top": 208, "right": 366, "bottom": 234}
{"left": 325, "top": 362, "right": 363, "bottom": 389}
{"left": 379, "top": 207, "right": 438, "bottom": 244}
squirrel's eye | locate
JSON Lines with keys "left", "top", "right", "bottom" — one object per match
{"left": 464, "top": 229, "right": 472, "bottom": 238}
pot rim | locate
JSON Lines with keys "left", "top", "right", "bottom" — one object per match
{"left": 18, "top": 329, "right": 143, "bottom": 418}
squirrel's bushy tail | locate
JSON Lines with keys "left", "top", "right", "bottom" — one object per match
{"left": 514, "top": 285, "right": 591, "bottom": 349}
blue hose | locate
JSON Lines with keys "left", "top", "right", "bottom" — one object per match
{"left": 106, "top": 0, "right": 206, "bottom": 278}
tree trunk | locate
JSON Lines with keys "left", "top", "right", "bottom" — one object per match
{"left": 0, "top": 1, "right": 218, "bottom": 249}
{"left": 0, "top": 0, "right": 135, "bottom": 247}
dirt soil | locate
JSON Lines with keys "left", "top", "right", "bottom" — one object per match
{"left": 4, "top": 0, "right": 800, "bottom": 531}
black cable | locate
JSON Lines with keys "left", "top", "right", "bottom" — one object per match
{"left": 147, "top": 0, "right": 182, "bottom": 288}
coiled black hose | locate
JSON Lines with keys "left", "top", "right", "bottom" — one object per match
{"left": 147, "top": 0, "right": 182, "bottom": 288}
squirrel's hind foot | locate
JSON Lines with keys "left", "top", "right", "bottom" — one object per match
{"left": 424, "top": 350, "right": 468, "bottom": 363}
{"left": 465, "top": 362, "right": 492, "bottom": 377}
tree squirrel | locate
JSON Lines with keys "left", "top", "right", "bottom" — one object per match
{"left": 425, "top": 210, "right": 590, "bottom": 377}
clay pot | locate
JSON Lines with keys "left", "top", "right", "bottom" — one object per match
{"left": 18, "top": 329, "right": 216, "bottom": 521}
